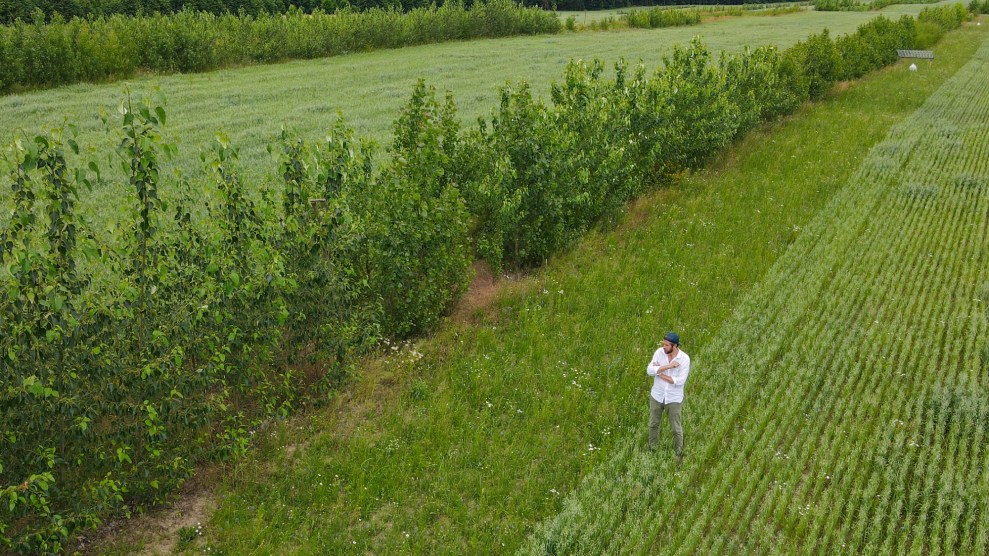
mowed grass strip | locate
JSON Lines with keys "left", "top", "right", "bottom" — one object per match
{"left": 0, "top": 5, "right": 944, "bottom": 228}
{"left": 187, "top": 19, "right": 989, "bottom": 556}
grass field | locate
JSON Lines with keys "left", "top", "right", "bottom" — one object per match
{"left": 119, "top": 17, "right": 988, "bottom": 556}
{"left": 0, "top": 4, "right": 955, "bottom": 229}
{"left": 523, "top": 22, "right": 989, "bottom": 555}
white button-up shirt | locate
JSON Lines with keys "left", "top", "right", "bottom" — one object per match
{"left": 647, "top": 347, "right": 691, "bottom": 404}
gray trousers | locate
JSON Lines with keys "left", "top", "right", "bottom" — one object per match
{"left": 649, "top": 397, "right": 683, "bottom": 456}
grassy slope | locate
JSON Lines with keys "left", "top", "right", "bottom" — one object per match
{"left": 192, "top": 18, "right": 988, "bottom": 556}
{"left": 0, "top": 5, "right": 944, "bottom": 228}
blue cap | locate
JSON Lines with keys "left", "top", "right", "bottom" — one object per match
{"left": 664, "top": 332, "right": 680, "bottom": 345}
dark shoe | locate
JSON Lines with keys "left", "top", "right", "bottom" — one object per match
{"left": 676, "top": 453, "right": 683, "bottom": 466}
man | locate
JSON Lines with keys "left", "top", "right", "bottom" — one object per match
{"left": 647, "top": 331, "right": 691, "bottom": 464}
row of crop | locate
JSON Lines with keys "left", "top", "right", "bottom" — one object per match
{"left": 544, "top": 0, "right": 802, "bottom": 10}
{"left": 0, "top": 5, "right": 970, "bottom": 553}
{"left": 620, "top": 3, "right": 806, "bottom": 29}
{"left": 522, "top": 29, "right": 989, "bottom": 555}
{"left": 623, "top": 5, "right": 702, "bottom": 27}
{"left": 812, "top": 0, "right": 940, "bottom": 13}
{"left": 795, "top": 4, "right": 967, "bottom": 92}
{"left": 0, "top": 88, "right": 474, "bottom": 552}
{"left": 697, "top": 93, "right": 989, "bottom": 552}
{"left": 1, "top": 1, "right": 335, "bottom": 25}
{"left": 0, "top": 0, "right": 822, "bottom": 25}
{"left": 584, "top": 4, "right": 804, "bottom": 32}
{"left": 0, "top": 0, "right": 561, "bottom": 95}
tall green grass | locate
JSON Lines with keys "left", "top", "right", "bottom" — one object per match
{"left": 189, "top": 18, "right": 988, "bottom": 556}
{"left": 624, "top": 6, "right": 704, "bottom": 28}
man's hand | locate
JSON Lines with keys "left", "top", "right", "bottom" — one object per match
{"left": 659, "top": 374, "right": 674, "bottom": 384}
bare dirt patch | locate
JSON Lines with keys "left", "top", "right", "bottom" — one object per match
{"left": 134, "top": 492, "right": 216, "bottom": 555}
{"left": 451, "top": 260, "right": 500, "bottom": 324}
{"left": 79, "top": 480, "right": 216, "bottom": 555}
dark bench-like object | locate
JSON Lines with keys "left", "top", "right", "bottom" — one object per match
{"left": 897, "top": 49, "right": 934, "bottom": 60}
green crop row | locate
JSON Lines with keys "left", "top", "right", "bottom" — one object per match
{"left": 1, "top": 1, "right": 340, "bottom": 25}
{"left": 0, "top": 5, "right": 970, "bottom": 553}
{"left": 0, "top": 0, "right": 822, "bottom": 25}
{"left": 0, "top": 0, "right": 561, "bottom": 95}
{"left": 813, "top": 0, "right": 941, "bottom": 12}
{"left": 623, "top": 5, "right": 704, "bottom": 27}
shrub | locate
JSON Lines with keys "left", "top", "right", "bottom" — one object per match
{"left": 813, "top": 0, "right": 864, "bottom": 12}
{"left": 785, "top": 29, "right": 841, "bottom": 100}
{"left": 630, "top": 39, "right": 739, "bottom": 174}
{"left": 721, "top": 45, "right": 804, "bottom": 131}
{"left": 362, "top": 81, "right": 472, "bottom": 337}
{"left": 624, "top": 7, "right": 702, "bottom": 29}
{"left": 970, "top": 0, "right": 989, "bottom": 14}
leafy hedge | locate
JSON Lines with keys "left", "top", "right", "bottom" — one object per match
{"left": 0, "top": 0, "right": 818, "bottom": 25}
{"left": 785, "top": 4, "right": 967, "bottom": 99}
{"left": 0, "top": 0, "right": 561, "bottom": 95}
{"left": 624, "top": 6, "right": 703, "bottom": 28}
{"left": 0, "top": 0, "right": 451, "bottom": 24}
{"left": 0, "top": 5, "right": 968, "bottom": 552}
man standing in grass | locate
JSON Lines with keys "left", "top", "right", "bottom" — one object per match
{"left": 647, "top": 332, "right": 691, "bottom": 464}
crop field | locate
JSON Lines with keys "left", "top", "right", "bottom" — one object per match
{"left": 556, "top": 2, "right": 804, "bottom": 25}
{"left": 119, "top": 17, "right": 988, "bottom": 556}
{"left": 523, "top": 28, "right": 989, "bottom": 555}
{"left": 3, "top": 3, "right": 983, "bottom": 553}
{"left": 0, "top": 3, "right": 951, "bottom": 228}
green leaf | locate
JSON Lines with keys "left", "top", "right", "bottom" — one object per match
{"left": 51, "top": 294, "right": 64, "bottom": 313}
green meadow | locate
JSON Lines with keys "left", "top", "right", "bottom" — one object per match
{"left": 125, "top": 16, "right": 987, "bottom": 556}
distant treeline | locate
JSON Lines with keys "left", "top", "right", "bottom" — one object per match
{"left": 2, "top": 0, "right": 801, "bottom": 24}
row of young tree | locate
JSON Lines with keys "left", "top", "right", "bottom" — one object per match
{"left": 0, "top": 0, "right": 561, "bottom": 95}
{"left": 0, "top": 0, "right": 801, "bottom": 24}
{"left": 1, "top": 0, "right": 358, "bottom": 24}
{"left": 0, "top": 4, "right": 970, "bottom": 553}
